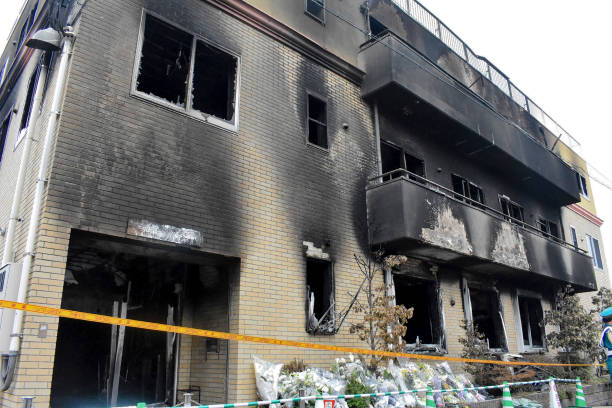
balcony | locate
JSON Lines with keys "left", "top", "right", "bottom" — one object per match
{"left": 366, "top": 170, "right": 597, "bottom": 292}
{"left": 358, "top": 32, "right": 581, "bottom": 206}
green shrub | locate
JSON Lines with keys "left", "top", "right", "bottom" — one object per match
{"left": 346, "top": 378, "right": 371, "bottom": 408}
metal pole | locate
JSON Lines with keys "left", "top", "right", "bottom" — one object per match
{"left": 299, "top": 388, "right": 305, "bottom": 408}
{"left": 184, "top": 393, "right": 192, "bottom": 407}
{"left": 22, "top": 397, "right": 34, "bottom": 408}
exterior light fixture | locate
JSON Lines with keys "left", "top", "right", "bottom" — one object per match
{"left": 25, "top": 27, "right": 62, "bottom": 51}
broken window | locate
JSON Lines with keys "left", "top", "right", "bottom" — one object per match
{"left": 536, "top": 218, "right": 559, "bottom": 240}
{"left": 307, "top": 94, "right": 327, "bottom": 148}
{"left": 369, "top": 17, "right": 389, "bottom": 37}
{"left": 465, "top": 285, "right": 506, "bottom": 350}
{"left": 305, "top": 0, "right": 325, "bottom": 23}
{"left": 394, "top": 275, "right": 442, "bottom": 347}
{"left": 576, "top": 172, "right": 589, "bottom": 199}
{"left": 306, "top": 259, "right": 335, "bottom": 334}
{"left": 0, "top": 115, "right": 11, "bottom": 165}
{"left": 518, "top": 296, "right": 544, "bottom": 348}
{"left": 451, "top": 174, "right": 484, "bottom": 207}
{"left": 586, "top": 234, "right": 603, "bottom": 269}
{"left": 380, "top": 140, "right": 425, "bottom": 182}
{"left": 134, "top": 13, "right": 240, "bottom": 130}
{"left": 499, "top": 195, "right": 524, "bottom": 223}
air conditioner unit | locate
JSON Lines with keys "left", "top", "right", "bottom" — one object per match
{"left": 0, "top": 263, "right": 22, "bottom": 353}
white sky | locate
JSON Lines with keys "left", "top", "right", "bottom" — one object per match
{"left": 0, "top": 0, "right": 611, "bottom": 271}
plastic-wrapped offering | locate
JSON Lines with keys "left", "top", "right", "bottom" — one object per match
{"left": 253, "top": 356, "right": 283, "bottom": 408}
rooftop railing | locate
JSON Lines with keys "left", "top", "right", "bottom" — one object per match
{"left": 390, "top": 0, "right": 581, "bottom": 152}
{"left": 368, "top": 168, "right": 589, "bottom": 255}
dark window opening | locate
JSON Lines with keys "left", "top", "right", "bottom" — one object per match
{"left": 394, "top": 276, "right": 441, "bottom": 346}
{"left": 381, "top": 141, "right": 402, "bottom": 181}
{"left": 451, "top": 174, "right": 484, "bottom": 207}
{"left": 570, "top": 226, "right": 578, "bottom": 249}
{"left": 380, "top": 140, "right": 425, "bottom": 182}
{"left": 192, "top": 40, "right": 238, "bottom": 121}
{"left": 305, "top": 0, "right": 325, "bottom": 23}
{"left": 306, "top": 259, "right": 334, "bottom": 334}
{"left": 137, "top": 15, "right": 192, "bottom": 107}
{"left": 499, "top": 196, "right": 524, "bottom": 223}
{"left": 537, "top": 218, "right": 559, "bottom": 240}
{"left": 0, "top": 270, "right": 5, "bottom": 292}
{"left": 576, "top": 172, "right": 589, "bottom": 198}
{"left": 469, "top": 288, "right": 505, "bottom": 349}
{"left": 518, "top": 297, "right": 544, "bottom": 348}
{"left": 369, "top": 17, "right": 388, "bottom": 37}
{"left": 27, "top": 4, "right": 38, "bottom": 33}
{"left": 0, "top": 115, "right": 11, "bottom": 165}
{"left": 307, "top": 94, "right": 327, "bottom": 148}
{"left": 20, "top": 70, "right": 38, "bottom": 131}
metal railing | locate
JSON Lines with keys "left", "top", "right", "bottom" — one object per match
{"left": 368, "top": 168, "right": 588, "bottom": 255}
{"left": 389, "top": 0, "right": 582, "bottom": 152}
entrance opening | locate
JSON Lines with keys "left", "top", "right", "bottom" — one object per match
{"left": 393, "top": 275, "right": 441, "bottom": 346}
{"left": 50, "top": 231, "right": 236, "bottom": 408}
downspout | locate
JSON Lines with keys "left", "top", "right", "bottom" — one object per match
{"left": 0, "top": 30, "right": 74, "bottom": 391}
{"left": 1, "top": 53, "right": 47, "bottom": 266}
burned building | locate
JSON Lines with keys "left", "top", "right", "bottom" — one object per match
{"left": 0, "top": 0, "right": 602, "bottom": 406}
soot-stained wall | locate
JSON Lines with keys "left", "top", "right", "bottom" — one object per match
{"left": 46, "top": 0, "right": 377, "bottom": 401}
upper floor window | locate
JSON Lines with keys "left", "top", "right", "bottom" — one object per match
{"left": 0, "top": 115, "right": 11, "bottom": 166}
{"left": 133, "top": 13, "right": 240, "bottom": 131}
{"left": 576, "top": 172, "right": 589, "bottom": 199}
{"left": 305, "top": 0, "right": 325, "bottom": 24}
{"left": 0, "top": 60, "right": 8, "bottom": 86}
{"left": 536, "top": 218, "right": 559, "bottom": 240}
{"left": 569, "top": 226, "right": 578, "bottom": 249}
{"left": 307, "top": 94, "right": 327, "bottom": 148}
{"left": 16, "top": 69, "right": 38, "bottom": 146}
{"left": 499, "top": 195, "right": 524, "bottom": 223}
{"left": 380, "top": 140, "right": 425, "bottom": 182}
{"left": 586, "top": 234, "right": 603, "bottom": 269}
{"left": 451, "top": 174, "right": 484, "bottom": 207}
{"left": 306, "top": 258, "right": 335, "bottom": 334}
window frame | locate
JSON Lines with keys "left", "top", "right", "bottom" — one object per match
{"left": 498, "top": 195, "right": 525, "bottom": 223}
{"left": 131, "top": 10, "right": 241, "bottom": 132}
{"left": 304, "top": 0, "right": 326, "bottom": 24}
{"left": 379, "top": 139, "right": 426, "bottom": 182}
{"left": 513, "top": 291, "right": 546, "bottom": 352}
{"left": 451, "top": 173, "right": 485, "bottom": 206}
{"left": 305, "top": 257, "right": 336, "bottom": 335}
{"left": 576, "top": 172, "right": 589, "bottom": 200}
{"left": 586, "top": 234, "right": 604, "bottom": 270}
{"left": 0, "top": 110, "right": 13, "bottom": 168}
{"left": 305, "top": 91, "right": 329, "bottom": 150}
{"left": 536, "top": 217, "right": 560, "bottom": 241}
{"left": 569, "top": 225, "right": 578, "bottom": 249}
{"left": 16, "top": 67, "right": 39, "bottom": 148}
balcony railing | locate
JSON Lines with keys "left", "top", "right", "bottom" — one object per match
{"left": 389, "top": 0, "right": 581, "bottom": 153}
{"left": 368, "top": 168, "right": 588, "bottom": 255}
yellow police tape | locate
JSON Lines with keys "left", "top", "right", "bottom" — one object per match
{"left": 0, "top": 299, "right": 602, "bottom": 367}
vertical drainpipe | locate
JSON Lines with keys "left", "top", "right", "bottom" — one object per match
{"left": 1, "top": 53, "right": 47, "bottom": 266}
{"left": 373, "top": 103, "right": 383, "bottom": 177}
{"left": 0, "top": 31, "right": 75, "bottom": 391}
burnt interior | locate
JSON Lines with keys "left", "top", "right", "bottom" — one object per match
{"left": 50, "top": 231, "right": 234, "bottom": 408}
{"left": 469, "top": 288, "right": 505, "bottom": 349}
{"left": 306, "top": 258, "right": 334, "bottom": 334}
{"left": 19, "top": 69, "right": 37, "bottom": 131}
{"left": 307, "top": 94, "right": 327, "bottom": 148}
{"left": 518, "top": 296, "right": 544, "bottom": 347}
{"left": 393, "top": 275, "right": 441, "bottom": 345}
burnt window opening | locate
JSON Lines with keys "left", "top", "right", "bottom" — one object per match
{"left": 305, "top": 0, "right": 325, "bottom": 24}
{"left": 19, "top": 69, "right": 38, "bottom": 138}
{"left": 380, "top": 140, "right": 425, "bottom": 182}
{"left": 451, "top": 174, "right": 484, "bottom": 207}
{"left": 394, "top": 275, "right": 442, "bottom": 347}
{"left": 306, "top": 259, "right": 335, "bottom": 335}
{"left": 469, "top": 288, "right": 506, "bottom": 350}
{"left": 518, "top": 296, "right": 544, "bottom": 348}
{"left": 537, "top": 218, "right": 559, "bottom": 240}
{"left": 576, "top": 172, "right": 589, "bottom": 199}
{"left": 307, "top": 94, "right": 328, "bottom": 148}
{"left": 0, "top": 115, "right": 11, "bottom": 165}
{"left": 499, "top": 195, "right": 524, "bottom": 223}
{"left": 570, "top": 226, "right": 578, "bottom": 249}
{"left": 135, "top": 13, "right": 240, "bottom": 129}
{"left": 369, "top": 17, "right": 388, "bottom": 37}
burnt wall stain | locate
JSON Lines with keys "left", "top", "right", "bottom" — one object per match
{"left": 491, "top": 222, "right": 529, "bottom": 270}
{"left": 421, "top": 204, "right": 473, "bottom": 255}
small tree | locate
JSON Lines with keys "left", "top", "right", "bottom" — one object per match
{"left": 591, "top": 287, "right": 612, "bottom": 316}
{"left": 542, "top": 285, "right": 599, "bottom": 377}
{"left": 348, "top": 253, "right": 413, "bottom": 367}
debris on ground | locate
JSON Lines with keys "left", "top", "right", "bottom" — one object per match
{"left": 254, "top": 355, "right": 487, "bottom": 407}
{"left": 512, "top": 398, "right": 543, "bottom": 408}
